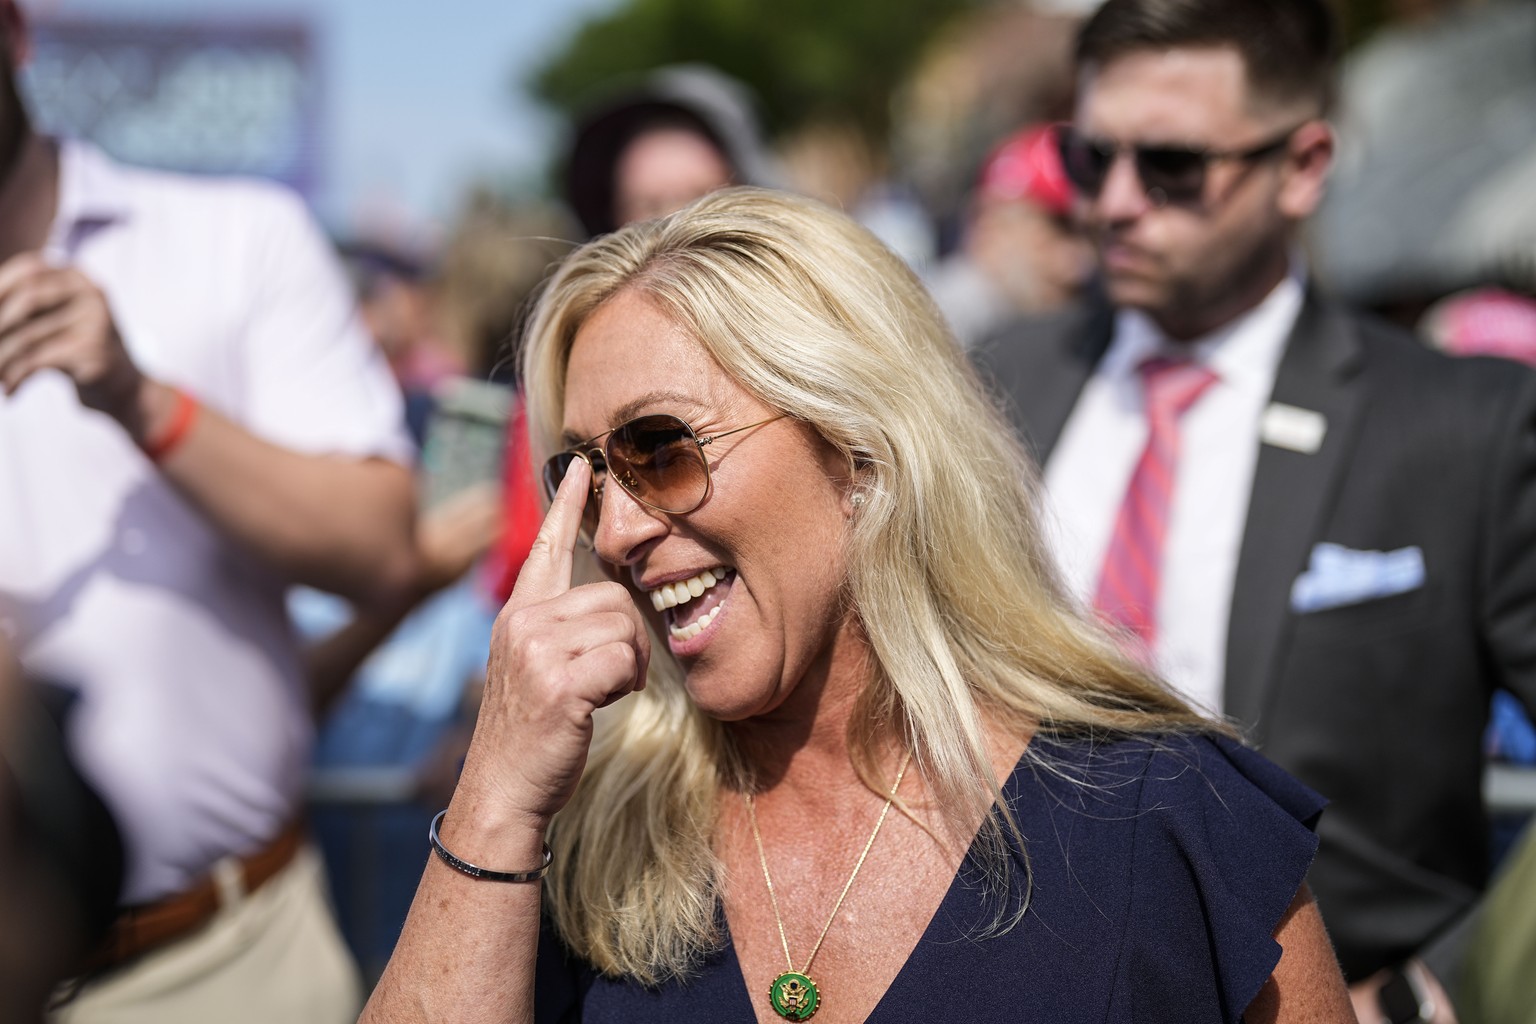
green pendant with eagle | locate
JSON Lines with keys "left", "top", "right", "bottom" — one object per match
{"left": 768, "top": 971, "right": 820, "bottom": 1020}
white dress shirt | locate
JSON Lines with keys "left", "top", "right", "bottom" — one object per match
{"left": 1042, "top": 269, "right": 1305, "bottom": 714}
{"left": 0, "top": 142, "right": 412, "bottom": 902}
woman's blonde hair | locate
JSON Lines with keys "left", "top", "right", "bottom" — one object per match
{"left": 520, "top": 187, "right": 1216, "bottom": 983}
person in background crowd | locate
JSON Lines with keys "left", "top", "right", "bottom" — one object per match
{"left": 927, "top": 123, "right": 1095, "bottom": 347}
{"left": 562, "top": 64, "right": 780, "bottom": 241}
{"left": 340, "top": 242, "right": 460, "bottom": 443}
{"left": 972, "top": 1, "right": 1536, "bottom": 1021}
{"left": 297, "top": 233, "right": 514, "bottom": 729}
{"left": 0, "top": 0, "right": 418, "bottom": 1018}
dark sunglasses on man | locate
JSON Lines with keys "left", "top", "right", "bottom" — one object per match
{"left": 1054, "top": 122, "right": 1303, "bottom": 207}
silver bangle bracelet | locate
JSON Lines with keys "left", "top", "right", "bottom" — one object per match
{"left": 428, "top": 810, "right": 552, "bottom": 883}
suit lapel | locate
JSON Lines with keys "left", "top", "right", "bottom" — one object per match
{"left": 1224, "top": 292, "right": 1366, "bottom": 734}
{"left": 995, "top": 298, "right": 1114, "bottom": 462}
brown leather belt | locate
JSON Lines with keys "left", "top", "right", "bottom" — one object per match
{"left": 86, "top": 819, "right": 305, "bottom": 971}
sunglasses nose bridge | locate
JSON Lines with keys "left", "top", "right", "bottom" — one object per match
{"left": 583, "top": 445, "right": 608, "bottom": 479}
{"left": 585, "top": 455, "right": 680, "bottom": 558}
{"left": 590, "top": 436, "right": 672, "bottom": 526}
{"left": 1094, "top": 145, "right": 1160, "bottom": 215}
{"left": 559, "top": 414, "right": 724, "bottom": 545}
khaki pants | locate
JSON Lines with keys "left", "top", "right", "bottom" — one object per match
{"left": 53, "top": 845, "right": 362, "bottom": 1024}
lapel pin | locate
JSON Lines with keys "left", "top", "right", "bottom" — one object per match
{"left": 1261, "top": 402, "right": 1327, "bottom": 454}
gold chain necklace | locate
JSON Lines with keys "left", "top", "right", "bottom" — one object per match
{"left": 744, "top": 753, "right": 912, "bottom": 1022}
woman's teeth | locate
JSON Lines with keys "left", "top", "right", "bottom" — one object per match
{"left": 671, "top": 603, "right": 722, "bottom": 641}
{"left": 648, "top": 566, "right": 732, "bottom": 642}
{"left": 649, "top": 567, "right": 729, "bottom": 612}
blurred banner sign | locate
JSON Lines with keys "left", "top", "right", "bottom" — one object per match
{"left": 21, "top": 16, "right": 320, "bottom": 198}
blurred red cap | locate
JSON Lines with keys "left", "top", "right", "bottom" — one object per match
{"left": 1426, "top": 288, "right": 1536, "bottom": 367}
{"left": 975, "top": 124, "right": 1075, "bottom": 216}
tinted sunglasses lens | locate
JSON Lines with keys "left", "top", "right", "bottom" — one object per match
{"left": 605, "top": 414, "right": 708, "bottom": 514}
{"left": 1135, "top": 147, "right": 1208, "bottom": 201}
{"left": 1058, "top": 132, "right": 1111, "bottom": 196}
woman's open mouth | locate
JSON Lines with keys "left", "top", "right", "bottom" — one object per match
{"left": 649, "top": 566, "right": 734, "bottom": 642}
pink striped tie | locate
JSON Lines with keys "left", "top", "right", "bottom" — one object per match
{"left": 1093, "top": 357, "right": 1218, "bottom": 647}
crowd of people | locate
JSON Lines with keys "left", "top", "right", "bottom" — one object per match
{"left": 2, "top": 0, "right": 1534, "bottom": 1022}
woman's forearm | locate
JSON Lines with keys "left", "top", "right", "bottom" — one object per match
{"left": 361, "top": 807, "right": 548, "bottom": 1024}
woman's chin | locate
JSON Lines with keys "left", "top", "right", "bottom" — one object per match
{"left": 682, "top": 677, "right": 775, "bottom": 723}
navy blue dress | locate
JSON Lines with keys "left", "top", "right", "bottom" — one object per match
{"left": 535, "top": 732, "right": 1324, "bottom": 1023}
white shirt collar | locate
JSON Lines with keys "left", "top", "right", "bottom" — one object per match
{"left": 1103, "top": 259, "right": 1308, "bottom": 393}
{"left": 45, "top": 139, "right": 134, "bottom": 259}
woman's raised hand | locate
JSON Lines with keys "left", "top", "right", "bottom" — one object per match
{"left": 451, "top": 457, "right": 651, "bottom": 839}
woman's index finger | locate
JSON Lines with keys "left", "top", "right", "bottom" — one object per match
{"left": 510, "top": 456, "right": 590, "bottom": 602}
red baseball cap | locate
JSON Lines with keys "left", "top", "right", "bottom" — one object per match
{"left": 975, "top": 124, "right": 1075, "bottom": 216}
{"left": 1427, "top": 288, "right": 1536, "bottom": 367}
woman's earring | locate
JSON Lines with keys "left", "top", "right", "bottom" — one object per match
{"left": 850, "top": 492, "right": 867, "bottom": 508}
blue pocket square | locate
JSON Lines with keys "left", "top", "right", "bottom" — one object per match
{"left": 1290, "top": 543, "right": 1426, "bottom": 614}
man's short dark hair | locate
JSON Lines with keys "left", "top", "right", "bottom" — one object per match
{"left": 1076, "top": 0, "right": 1338, "bottom": 113}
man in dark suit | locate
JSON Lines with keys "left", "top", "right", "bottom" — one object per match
{"left": 973, "top": 1, "right": 1536, "bottom": 1020}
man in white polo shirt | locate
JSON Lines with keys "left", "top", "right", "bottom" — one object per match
{"left": 0, "top": 3, "right": 417, "bottom": 1020}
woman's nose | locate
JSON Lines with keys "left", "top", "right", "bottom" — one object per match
{"left": 591, "top": 476, "right": 670, "bottom": 566}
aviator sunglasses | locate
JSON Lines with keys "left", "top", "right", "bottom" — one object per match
{"left": 542, "top": 413, "right": 783, "bottom": 540}
{"left": 1055, "top": 122, "right": 1301, "bottom": 206}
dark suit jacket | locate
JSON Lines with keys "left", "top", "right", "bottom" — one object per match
{"left": 972, "top": 291, "right": 1536, "bottom": 980}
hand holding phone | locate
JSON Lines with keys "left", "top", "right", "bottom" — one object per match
{"left": 418, "top": 377, "right": 512, "bottom": 510}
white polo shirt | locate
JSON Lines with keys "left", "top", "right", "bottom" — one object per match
{"left": 0, "top": 141, "right": 412, "bottom": 903}
{"left": 1042, "top": 269, "right": 1304, "bottom": 715}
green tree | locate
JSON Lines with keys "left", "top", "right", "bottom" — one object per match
{"left": 530, "top": 0, "right": 980, "bottom": 147}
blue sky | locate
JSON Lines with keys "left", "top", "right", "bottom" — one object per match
{"left": 24, "top": 0, "right": 621, "bottom": 239}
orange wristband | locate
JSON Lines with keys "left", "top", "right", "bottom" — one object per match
{"left": 140, "top": 388, "right": 200, "bottom": 464}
